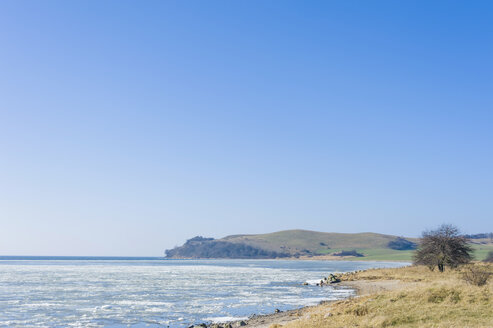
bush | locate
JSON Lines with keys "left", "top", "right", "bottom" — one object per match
{"left": 332, "top": 250, "right": 364, "bottom": 257}
{"left": 462, "top": 266, "right": 492, "bottom": 286}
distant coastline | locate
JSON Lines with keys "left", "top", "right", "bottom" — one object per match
{"left": 165, "top": 229, "right": 418, "bottom": 262}
{"left": 166, "top": 229, "right": 493, "bottom": 262}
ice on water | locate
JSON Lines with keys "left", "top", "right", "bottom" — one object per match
{"left": 0, "top": 259, "right": 406, "bottom": 327}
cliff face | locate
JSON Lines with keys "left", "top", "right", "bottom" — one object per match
{"left": 165, "top": 237, "right": 290, "bottom": 259}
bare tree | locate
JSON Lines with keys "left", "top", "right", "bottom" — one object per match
{"left": 414, "top": 224, "right": 473, "bottom": 272}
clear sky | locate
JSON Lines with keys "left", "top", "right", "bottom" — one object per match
{"left": 0, "top": 1, "right": 492, "bottom": 256}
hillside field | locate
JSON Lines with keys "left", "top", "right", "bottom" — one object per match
{"left": 316, "top": 244, "right": 493, "bottom": 262}
{"left": 166, "top": 229, "right": 493, "bottom": 261}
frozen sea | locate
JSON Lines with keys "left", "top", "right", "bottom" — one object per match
{"left": 0, "top": 257, "right": 407, "bottom": 327}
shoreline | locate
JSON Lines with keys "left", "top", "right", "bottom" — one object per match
{"left": 200, "top": 299, "right": 339, "bottom": 328}
{"left": 197, "top": 277, "right": 410, "bottom": 328}
{"left": 196, "top": 282, "right": 362, "bottom": 328}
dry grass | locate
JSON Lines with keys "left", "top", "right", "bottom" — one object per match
{"left": 272, "top": 263, "right": 493, "bottom": 328}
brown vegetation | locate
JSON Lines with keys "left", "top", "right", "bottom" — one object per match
{"left": 462, "top": 265, "right": 492, "bottom": 286}
{"left": 271, "top": 263, "right": 493, "bottom": 328}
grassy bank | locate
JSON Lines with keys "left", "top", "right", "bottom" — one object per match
{"left": 471, "top": 244, "right": 493, "bottom": 261}
{"left": 273, "top": 263, "right": 493, "bottom": 328}
{"left": 316, "top": 248, "right": 415, "bottom": 261}
{"left": 314, "top": 244, "right": 493, "bottom": 262}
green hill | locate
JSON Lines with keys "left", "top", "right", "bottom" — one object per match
{"left": 223, "top": 229, "right": 418, "bottom": 254}
{"left": 166, "top": 229, "right": 493, "bottom": 260}
{"left": 165, "top": 229, "right": 419, "bottom": 260}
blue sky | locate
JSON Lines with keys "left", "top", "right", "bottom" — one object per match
{"left": 0, "top": 1, "right": 492, "bottom": 256}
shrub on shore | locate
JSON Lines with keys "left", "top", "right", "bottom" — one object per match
{"left": 413, "top": 224, "right": 472, "bottom": 272}
{"left": 462, "top": 265, "right": 492, "bottom": 286}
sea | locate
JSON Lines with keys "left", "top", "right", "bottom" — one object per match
{"left": 0, "top": 257, "right": 407, "bottom": 327}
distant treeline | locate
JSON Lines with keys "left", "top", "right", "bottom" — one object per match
{"left": 463, "top": 233, "right": 493, "bottom": 240}
{"left": 387, "top": 237, "right": 417, "bottom": 250}
{"left": 165, "top": 236, "right": 290, "bottom": 259}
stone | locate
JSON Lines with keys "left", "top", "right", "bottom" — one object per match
{"left": 328, "top": 273, "right": 341, "bottom": 283}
